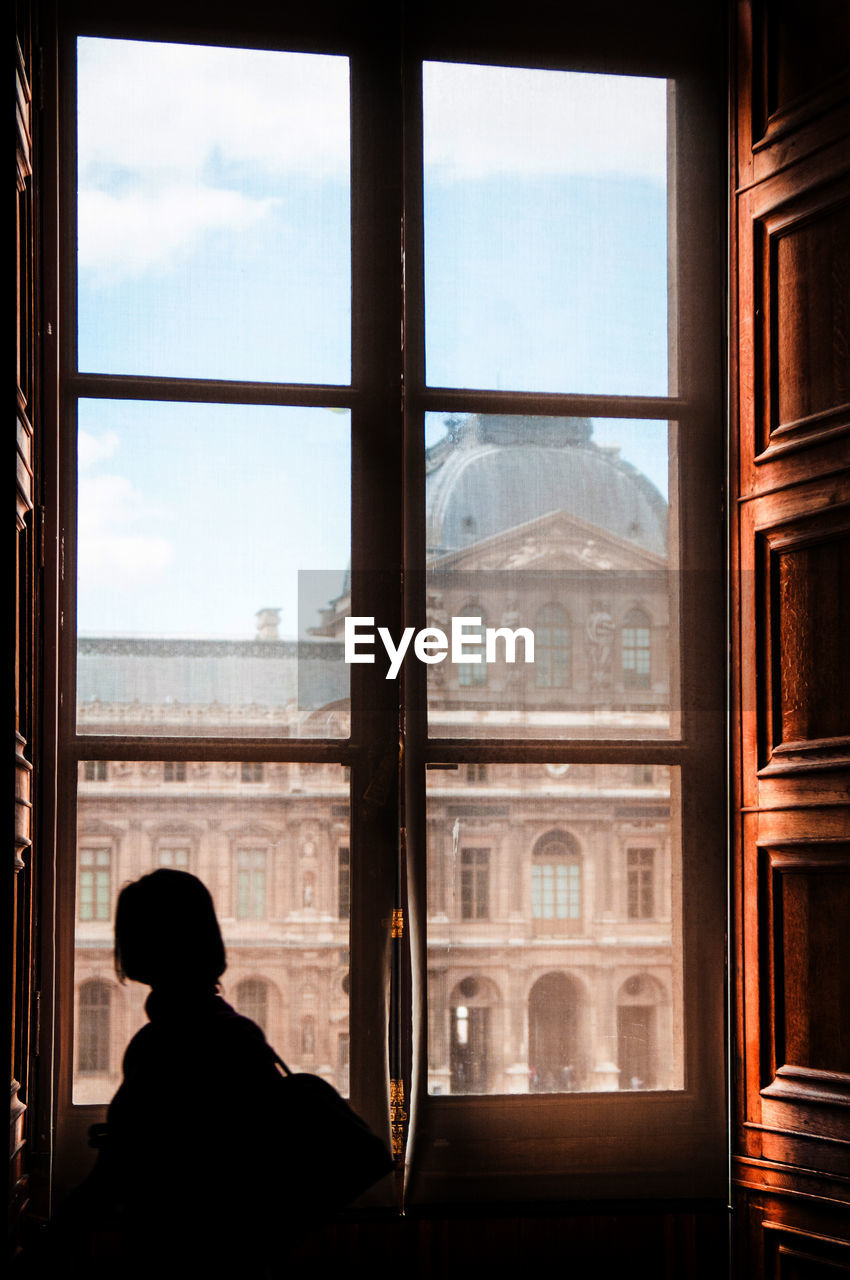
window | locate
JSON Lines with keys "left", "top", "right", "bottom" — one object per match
{"left": 76, "top": 981, "right": 112, "bottom": 1074}
{"left": 236, "top": 849, "right": 267, "bottom": 920}
{"left": 460, "top": 847, "right": 490, "bottom": 920}
{"left": 456, "top": 609, "right": 487, "bottom": 687}
{"left": 78, "top": 847, "right": 111, "bottom": 921}
{"left": 338, "top": 846, "right": 350, "bottom": 920}
{"left": 338, "top": 1032, "right": 350, "bottom": 1092}
{"left": 622, "top": 608, "right": 652, "bottom": 690}
{"left": 83, "top": 760, "right": 108, "bottom": 782}
{"left": 50, "top": 2, "right": 724, "bottom": 1205}
{"left": 627, "top": 848, "right": 656, "bottom": 919}
{"left": 158, "top": 846, "right": 190, "bottom": 870}
{"left": 531, "top": 833, "right": 581, "bottom": 927}
{"left": 535, "top": 605, "right": 570, "bottom": 688}
{"left": 234, "top": 978, "right": 269, "bottom": 1033}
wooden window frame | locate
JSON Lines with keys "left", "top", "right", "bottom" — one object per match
{"left": 38, "top": 0, "right": 726, "bottom": 1208}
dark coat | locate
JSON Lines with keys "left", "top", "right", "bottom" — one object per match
{"left": 58, "top": 988, "right": 286, "bottom": 1279}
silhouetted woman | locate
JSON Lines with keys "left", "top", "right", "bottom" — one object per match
{"left": 35, "top": 868, "right": 390, "bottom": 1279}
{"left": 76, "top": 870, "right": 289, "bottom": 1278}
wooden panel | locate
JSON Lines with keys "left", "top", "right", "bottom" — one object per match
{"left": 765, "top": 520, "right": 850, "bottom": 768}
{"left": 771, "top": 200, "right": 850, "bottom": 439}
{"left": 753, "top": 181, "right": 850, "bottom": 461}
{"left": 778, "top": 865, "right": 850, "bottom": 1074}
{"left": 286, "top": 1204, "right": 730, "bottom": 1280}
{"left": 735, "top": 1187, "right": 850, "bottom": 1280}
{"left": 735, "top": 0, "right": 850, "bottom": 188}
{"left": 764, "top": 1222, "right": 850, "bottom": 1280}
{"left": 759, "top": 844, "right": 850, "bottom": 1107}
{"left": 737, "top": 483, "right": 850, "bottom": 798}
{"left": 735, "top": 150, "right": 850, "bottom": 499}
{"left": 767, "top": 0, "right": 850, "bottom": 120}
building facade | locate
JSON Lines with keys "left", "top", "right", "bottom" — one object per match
{"left": 74, "top": 414, "right": 680, "bottom": 1104}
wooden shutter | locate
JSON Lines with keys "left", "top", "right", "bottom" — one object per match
{"left": 731, "top": 2, "right": 850, "bottom": 1274}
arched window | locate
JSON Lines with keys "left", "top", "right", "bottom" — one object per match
{"left": 77, "top": 980, "right": 112, "bottom": 1074}
{"left": 535, "top": 605, "right": 570, "bottom": 688}
{"left": 622, "top": 607, "right": 651, "bottom": 689}
{"left": 531, "top": 831, "right": 582, "bottom": 928}
{"left": 235, "top": 977, "right": 269, "bottom": 1033}
{"left": 456, "top": 605, "right": 487, "bottom": 687}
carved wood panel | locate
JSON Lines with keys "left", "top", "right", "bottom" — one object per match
{"left": 760, "top": 843, "right": 850, "bottom": 1106}
{"left": 761, "top": 511, "right": 850, "bottom": 772}
{"left": 757, "top": 190, "right": 850, "bottom": 454}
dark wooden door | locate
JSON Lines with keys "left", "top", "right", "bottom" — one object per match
{"left": 731, "top": 3, "right": 850, "bottom": 1274}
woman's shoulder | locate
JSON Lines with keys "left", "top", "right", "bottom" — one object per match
{"left": 120, "top": 1020, "right": 157, "bottom": 1074}
{"left": 200, "top": 996, "right": 279, "bottom": 1069}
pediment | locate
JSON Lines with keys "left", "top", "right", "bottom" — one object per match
{"left": 428, "top": 507, "right": 668, "bottom": 574}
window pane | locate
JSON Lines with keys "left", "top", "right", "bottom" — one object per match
{"left": 76, "top": 401, "right": 350, "bottom": 738}
{"left": 73, "top": 762, "right": 350, "bottom": 1103}
{"left": 77, "top": 38, "right": 351, "bottom": 384}
{"left": 426, "top": 764, "right": 681, "bottom": 1095}
{"left": 424, "top": 414, "right": 678, "bottom": 738}
{"left": 423, "top": 63, "right": 668, "bottom": 395}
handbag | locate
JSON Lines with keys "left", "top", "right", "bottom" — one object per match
{"left": 264, "top": 1051, "right": 394, "bottom": 1214}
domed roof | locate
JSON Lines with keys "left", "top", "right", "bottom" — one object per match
{"left": 426, "top": 415, "right": 667, "bottom": 557}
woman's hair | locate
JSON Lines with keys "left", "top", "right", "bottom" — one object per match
{"left": 114, "top": 869, "right": 227, "bottom": 988}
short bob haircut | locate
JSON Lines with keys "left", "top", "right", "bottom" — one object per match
{"left": 114, "top": 869, "right": 227, "bottom": 988}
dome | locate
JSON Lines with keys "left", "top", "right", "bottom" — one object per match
{"left": 425, "top": 415, "right": 667, "bottom": 557}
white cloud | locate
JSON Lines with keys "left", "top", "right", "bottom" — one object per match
{"left": 77, "top": 38, "right": 351, "bottom": 183}
{"left": 78, "top": 448, "right": 174, "bottom": 589}
{"left": 423, "top": 63, "right": 667, "bottom": 183}
{"left": 76, "top": 37, "right": 349, "bottom": 278}
{"left": 78, "top": 186, "right": 276, "bottom": 281}
{"left": 78, "top": 428, "right": 119, "bottom": 469}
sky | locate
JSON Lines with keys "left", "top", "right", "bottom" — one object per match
{"left": 76, "top": 39, "right": 670, "bottom": 640}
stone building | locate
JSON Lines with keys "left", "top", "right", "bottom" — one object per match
{"left": 73, "top": 415, "right": 679, "bottom": 1104}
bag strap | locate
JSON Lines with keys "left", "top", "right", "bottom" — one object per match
{"left": 271, "top": 1048, "right": 293, "bottom": 1076}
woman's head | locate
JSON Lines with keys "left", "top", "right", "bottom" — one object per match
{"left": 114, "top": 869, "right": 226, "bottom": 989}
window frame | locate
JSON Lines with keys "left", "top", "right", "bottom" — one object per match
{"left": 41, "top": 0, "right": 726, "bottom": 1208}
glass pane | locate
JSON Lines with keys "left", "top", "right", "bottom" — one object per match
{"left": 423, "top": 63, "right": 668, "bottom": 395}
{"left": 426, "top": 764, "right": 682, "bottom": 1095}
{"left": 77, "top": 38, "right": 351, "bottom": 384}
{"left": 73, "top": 762, "right": 350, "bottom": 1103}
{"left": 424, "top": 413, "right": 678, "bottom": 738}
{"left": 76, "top": 400, "right": 350, "bottom": 737}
